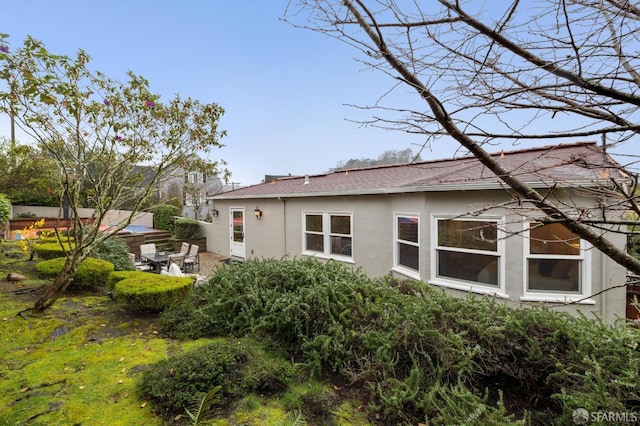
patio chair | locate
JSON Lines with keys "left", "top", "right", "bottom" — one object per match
{"left": 184, "top": 244, "right": 200, "bottom": 271}
{"left": 180, "top": 242, "right": 190, "bottom": 255}
{"left": 139, "top": 243, "right": 157, "bottom": 259}
{"left": 130, "top": 253, "right": 153, "bottom": 272}
{"left": 167, "top": 253, "right": 186, "bottom": 271}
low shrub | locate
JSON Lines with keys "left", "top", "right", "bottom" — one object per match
{"left": 139, "top": 337, "right": 294, "bottom": 419}
{"left": 174, "top": 218, "right": 202, "bottom": 239}
{"left": 32, "top": 242, "right": 74, "bottom": 260}
{"left": 106, "top": 270, "right": 148, "bottom": 291}
{"left": 15, "top": 211, "right": 36, "bottom": 218}
{"left": 36, "top": 257, "right": 114, "bottom": 288}
{"left": 92, "top": 236, "right": 135, "bottom": 271}
{"left": 115, "top": 274, "right": 193, "bottom": 312}
{"left": 39, "top": 233, "right": 74, "bottom": 244}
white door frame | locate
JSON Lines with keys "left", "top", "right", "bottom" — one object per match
{"left": 229, "top": 207, "right": 246, "bottom": 258}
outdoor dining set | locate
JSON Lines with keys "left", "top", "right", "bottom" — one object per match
{"left": 129, "top": 242, "right": 200, "bottom": 274}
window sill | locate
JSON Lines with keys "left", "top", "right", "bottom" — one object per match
{"left": 520, "top": 295, "right": 596, "bottom": 305}
{"left": 302, "top": 252, "right": 355, "bottom": 264}
{"left": 429, "top": 279, "right": 508, "bottom": 299}
{"left": 391, "top": 266, "right": 421, "bottom": 281}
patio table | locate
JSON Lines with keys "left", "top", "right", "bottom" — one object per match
{"left": 142, "top": 251, "right": 174, "bottom": 273}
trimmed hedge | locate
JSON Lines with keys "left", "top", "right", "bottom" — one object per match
{"left": 106, "top": 270, "right": 149, "bottom": 291}
{"left": 32, "top": 242, "right": 74, "bottom": 260}
{"left": 152, "top": 204, "right": 180, "bottom": 232}
{"left": 173, "top": 218, "right": 201, "bottom": 239}
{"left": 115, "top": 274, "right": 193, "bottom": 312}
{"left": 36, "top": 257, "right": 114, "bottom": 288}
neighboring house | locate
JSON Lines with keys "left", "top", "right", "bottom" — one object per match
{"left": 161, "top": 170, "right": 223, "bottom": 221}
{"left": 206, "top": 142, "right": 630, "bottom": 321}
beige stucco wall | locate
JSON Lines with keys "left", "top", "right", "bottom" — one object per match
{"left": 204, "top": 198, "right": 286, "bottom": 259}
{"left": 205, "top": 189, "right": 628, "bottom": 321}
{"left": 11, "top": 205, "right": 153, "bottom": 227}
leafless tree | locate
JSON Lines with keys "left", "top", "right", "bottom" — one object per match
{"left": 182, "top": 156, "right": 226, "bottom": 221}
{"left": 286, "top": 0, "right": 640, "bottom": 277}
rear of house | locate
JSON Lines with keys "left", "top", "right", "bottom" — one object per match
{"left": 205, "top": 143, "right": 630, "bottom": 321}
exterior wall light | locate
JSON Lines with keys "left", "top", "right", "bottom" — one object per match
{"left": 254, "top": 206, "right": 263, "bottom": 219}
{"left": 211, "top": 208, "right": 219, "bottom": 218}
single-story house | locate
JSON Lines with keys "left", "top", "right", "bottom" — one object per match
{"left": 205, "top": 142, "right": 630, "bottom": 321}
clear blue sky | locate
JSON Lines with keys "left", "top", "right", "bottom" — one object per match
{"left": 1, "top": 1, "right": 429, "bottom": 185}
{"left": 1, "top": 1, "right": 634, "bottom": 185}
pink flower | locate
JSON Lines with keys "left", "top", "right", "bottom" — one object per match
{"left": 103, "top": 99, "right": 110, "bottom": 105}
{"left": 145, "top": 101, "right": 155, "bottom": 108}
{"left": 115, "top": 135, "right": 123, "bottom": 141}
{"left": 0, "top": 46, "right": 9, "bottom": 53}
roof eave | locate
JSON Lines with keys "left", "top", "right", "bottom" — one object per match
{"left": 209, "top": 179, "right": 606, "bottom": 200}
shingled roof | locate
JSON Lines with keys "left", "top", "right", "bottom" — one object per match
{"left": 212, "top": 142, "right": 623, "bottom": 200}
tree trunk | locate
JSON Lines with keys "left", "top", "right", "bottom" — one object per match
{"left": 32, "top": 260, "right": 76, "bottom": 312}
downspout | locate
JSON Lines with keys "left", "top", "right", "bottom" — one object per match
{"left": 599, "top": 134, "right": 607, "bottom": 320}
{"left": 279, "top": 196, "right": 287, "bottom": 255}
{"left": 601, "top": 252, "right": 608, "bottom": 321}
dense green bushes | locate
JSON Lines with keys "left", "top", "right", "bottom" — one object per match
{"left": 0, "top": 193, "right": 11, "bottom": 224}
{"left": 160, "top": 258, "right": 640, "bottom": 425}
{"left": 173, "top": 218, "right": 201, "bottom": 239}
{"left": 115, "top": 274, "right": 193, "bottom": 312}
{"left": 92, "top": 236, "right": 135, "bottom": 271}
{"left": 34, "top": 234, "right": 133, "bottom": 269}
{"left": 36, "top": 257, "right": 114, "bottom": 288}
{"left": 152, "top": 204, "right": 180, "bottom": 232}
{"left": 139, "top": 338, "right": 294, "bottom": 418}
{"left": 32, "top": 242, "right": 74, "bottom": 259}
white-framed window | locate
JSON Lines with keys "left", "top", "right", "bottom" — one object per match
{"left": 187, "top": 172, "right": 205, "bottom": 184}
{"left": 185, "top": 191, "right": 207, "bottom": 206}
{"left": 522, "top": 222, "right": 592, "bottom": 303}
{"left": 393, "top": 214, "right": 420, "bottom": 278}
{"left": 303, "top": 212, "right": 353, "bottom": 260}
{"left": 431, "top": 215, "right": 506, "bottom": 296}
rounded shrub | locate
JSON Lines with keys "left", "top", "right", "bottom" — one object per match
{"left": 106, "top": 270, "right": 149, "bottom": 291}
{"left": 36, "top": 257, "right": 115, "bottom": 288}
{"left": 33, "top": 242, "right": 74, "bottom": 259}
{"left": 139, "top": 338, "right": 294, "bottom": 419}
{"left": 115, "top": 274, "right": 193, "bottom": 312}
{"left": 39, "top": 233, "right": 74, "bottom": 244}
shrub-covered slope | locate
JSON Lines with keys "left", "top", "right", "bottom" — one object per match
{"left": 160, "top": 258, "right": 640, "bottom": 425}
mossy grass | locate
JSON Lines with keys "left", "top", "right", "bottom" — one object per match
{"left": 1, "top": 244, "right": 360, "bottom": 425}
{"left": 0, "top": 293, "right": 166, "bottom": 425}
